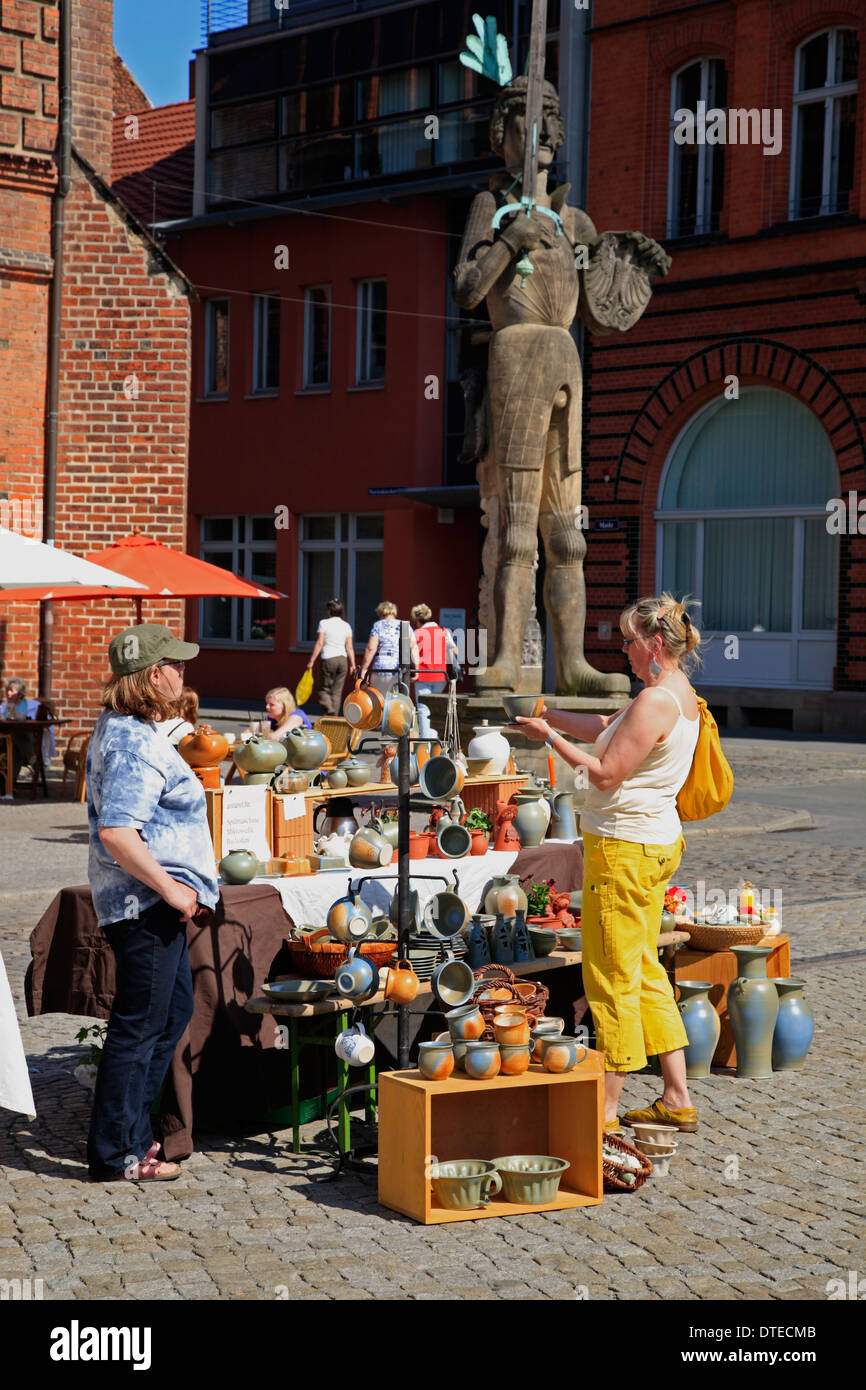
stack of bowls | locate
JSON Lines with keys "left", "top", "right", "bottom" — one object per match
{"left": 630, "top": 1121, "right": 679, "bottom": 1176}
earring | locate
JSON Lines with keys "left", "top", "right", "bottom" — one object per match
{"left": 649, "top": 657, "right": 663, "bottom": 679}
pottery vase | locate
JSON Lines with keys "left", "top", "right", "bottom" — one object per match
{"left": 466, "top": 722, "right": 511, "bottom": 776}
{"left": 513, "top": 789, "right": 550, "bottom": 848}
{"left": 549, "top": 790, "right": 578, "bottom": 843}
{"left": 771, "top": 978, "right": 814, "bottom": 1071}
{"left": 466, "top": 916, "right": 493, "bottom": 971}
{"left": 510, "top": 909, "right": 533, "bottom": 963}
{"left": 727, "top": 946, "right": 779, "bottom": 1079}
{"left": 483, "top": 875, "right": 528, "bottom": 918}
{"left": 677, "top": 980, "right": 720, "bottom": 1078}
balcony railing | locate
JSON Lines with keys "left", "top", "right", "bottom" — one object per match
{"left": 201, "top": 2, "right": 296, "bottom": 42}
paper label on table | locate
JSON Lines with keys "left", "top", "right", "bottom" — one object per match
{"left": 279, "top": 793, "right": 306, "bottom": 822}
{"left": 220, "top": 784, "right": 271, "bottom": 861}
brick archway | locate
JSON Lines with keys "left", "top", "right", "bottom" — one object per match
{"left": 613, "top": 337, "right": 865, "bottom": 507}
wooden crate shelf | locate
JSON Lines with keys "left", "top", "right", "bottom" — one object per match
{"left": 378, "top": 1054, "right": 604, "bottom": 1224}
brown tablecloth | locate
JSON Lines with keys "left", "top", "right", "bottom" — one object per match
{"left": 25, "top": 884, "right": 296, "bottom": 1160}
{"left": 512, "top": 840, "right": 583, "bottom": 894}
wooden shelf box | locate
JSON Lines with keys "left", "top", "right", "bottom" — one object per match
{"left": 378, "top": 1055, "right": 604, "bottom": 1224}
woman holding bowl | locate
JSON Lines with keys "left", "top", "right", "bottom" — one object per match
{"left": 85, "top": 624, "right": 219, "bottom": 1182}
{"left": 512, "top": 594, "right": 701, "bottom": 1135}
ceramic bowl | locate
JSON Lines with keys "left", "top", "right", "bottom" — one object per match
{"left": 528, "top": 927, "right": 558, "bottom": 957}
{"left": 467, "top": 757, "right": 495, "bottom": 777}
{"left": 502, "top": 694, "right": 546, "bottom": 721}
{"left": 556, "top": 929, "right": 582, "bottom": 950}
{"left": 429, "top": 1160, "right": 502, "bottom": 1211}
{"left": 492, "top": 1155, "right": 570, "bottom": 1205}
{"left": 261, "top": 979, "right": 334, "bottom": 1001}
{"left": 629, "top": 1122, "right": 679, "bottom": 1146}
{"left": 632, "top": 1137, "right": 678, "bottom": 1157}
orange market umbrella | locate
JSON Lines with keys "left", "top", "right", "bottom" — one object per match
{"left": 0, "top": 530, "right": 284, "bottom": 620}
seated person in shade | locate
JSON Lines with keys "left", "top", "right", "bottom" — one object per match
{"left": 250, "top": 687, "right": 311, "bottom": 739}
{"left": 158, "top": 687, "right": 199, "bottom": 747}
{"left": 1, "top": 677, "right": 40, "bottom": 781}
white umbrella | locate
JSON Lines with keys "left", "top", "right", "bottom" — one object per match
{"left": 0, "top": 528, "right": 146, "bottom": 592}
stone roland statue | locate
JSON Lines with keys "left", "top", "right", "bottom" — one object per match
{"left": 453, "top": 74, "right": 671, "bottom": 695}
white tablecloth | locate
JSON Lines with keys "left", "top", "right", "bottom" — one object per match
{"left": 0, "top": 950, "right": 35, "bottom": 1118}
{"left": 251, "top": 849, "right": 519, "bottom": 927}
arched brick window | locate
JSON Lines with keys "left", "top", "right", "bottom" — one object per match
{"left": 789, "top": 27, "right": 859, "bottom": 218}
{"left": 667, "top": 57, "right": 728, "bottom": 237}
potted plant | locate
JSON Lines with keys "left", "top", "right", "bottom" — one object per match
{"left": 74, "top": 1023, "right": 107, "bottom": 1091}
{"left": 464, "top": 807, "right": 492, "bottom": 855}
{"left": 527, "top": 878, "right": 556, "bottom": 925}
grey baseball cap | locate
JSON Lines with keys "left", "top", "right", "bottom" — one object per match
{"left": 108, "top": 624, "right": 199, "bottom": 676}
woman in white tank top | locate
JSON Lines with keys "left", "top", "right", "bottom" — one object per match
{"left": 510, "top": 594, "right": 704, "bottom": 1135}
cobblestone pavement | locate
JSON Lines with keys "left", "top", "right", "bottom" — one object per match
{"left": 1, "top": 733, "right": 864, "bottom": 1300}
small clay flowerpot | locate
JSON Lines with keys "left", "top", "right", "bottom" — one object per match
{"left": 469, "top": 830, "right": 489, "bottom": 856}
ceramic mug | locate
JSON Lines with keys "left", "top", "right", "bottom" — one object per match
{"left": 494, "top": 1012, "right": 531, "bottom": 1046}
{"left": 343, "top": 680, "right": 376, "bottom": 729}
{"left": 499, "top": 1042, "right": 532, "bottom": 1076}
{"left": 334, "top": 947, "right": 379, "bottom": 1003}
{"left": 429, "top": 1160, "right": 502, "bottom": 1211}
{"left": 380, "top": 687, "right": 415, "bottom": 738}
{"left": 436, "top": 820, "right": 472, "bottom": 859}
{"left": 539, "top": 1035, "right": 587, "bottom": 1074}
{"left": 423, "top": 890, "right": 470, "bottom": 940}
{"left": 418, "top": 1040, "right": 455, "bottom": 1082}
{"left": 445, "top": 1003, "right": 486, "bottom": 1041}
{"left": 436, "top": 1031, "right": 468, "bottom": 1072}
{"left": 382, "top": 958, "right": 420, "bottom": 1004}
{"left": 430, "top": 953, "right": 475, "bottom": 1010}
{"left": 463, "top": 1040, "right": 502, "bottom": 1081}
{"left": 335, "top": 1021, "right": 376, "bottom": 1066}
{"left": 418, "top": 754, "right": 465, "bottom": 801}
{"left": 348, "top": 826, "right": 393, "bottom": 869}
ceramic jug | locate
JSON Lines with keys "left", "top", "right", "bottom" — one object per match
{"left": 314, "top": 799, "right": 358, "bottom": 840}
{"left": 513, "top": 788, "right": 551, "bottom": 848}
{"left": 483, "top": 874, "right": 528, "bottom": 918}
{"left": 728, "top": 945, "right": 779, "bottom": 1078}
{"left": 771, "top": 978, "right": 814, "bottom": 1071}
{"left": 466, "top": 915, "right": 493, "bottom": 970}
{"left": 677, "top": 980, "right": 720, "bottom": 1078}
{"left": 510, "top": 908, "right": 534, "bottom": 963}
{"left": 549, "top": 790, "right": 579, "bottom": 843}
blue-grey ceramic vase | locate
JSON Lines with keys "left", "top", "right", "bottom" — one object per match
{"left": 677, "top": 980, "right": 720, "bottom": 1078}
{"left": 771, "top": 978, "right": 814, "bottom": 1071}
{"left": 728, "top": 946, "right": 778, "bottom": 1079}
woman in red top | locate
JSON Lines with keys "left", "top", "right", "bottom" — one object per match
{"left": 410, "top": 604, "right": 456, "bottom": 696}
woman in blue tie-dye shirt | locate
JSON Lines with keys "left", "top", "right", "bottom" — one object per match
{"left": 85, "top": 624, "right": 219, "bottom": 1184}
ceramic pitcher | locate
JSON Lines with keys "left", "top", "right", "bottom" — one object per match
{"left": 549, "top": 790, "right": 579, "bottom": 843}
{"left": 728, "top": 945, "right": 779, "bottom": 1078}
{"left": 512, "top": 788, "right": 550, "bottom": 848}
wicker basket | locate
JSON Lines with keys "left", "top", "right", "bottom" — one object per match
{"left": 471, "top": 964, "right": 549, "bottom": 1039}
{"left": 683, "top": 920, "right": 765, "bottom": 951}
{"left": 603, "top": 1130, "right": 653, "bottom": 1192}
{"left": 286, "top": 933, "right": 397, "bottom": 980}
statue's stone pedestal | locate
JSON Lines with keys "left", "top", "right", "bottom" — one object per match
{"left": 421, "top": 691, "right": 631, "bottom": 790}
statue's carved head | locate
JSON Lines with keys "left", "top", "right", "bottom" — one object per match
{"left": 490, "top": 76, "right": 565, "bottom": 160}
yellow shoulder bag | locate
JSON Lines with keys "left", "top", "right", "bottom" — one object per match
{"left": 676, "top": 692, "right": 734, "bottom": 822}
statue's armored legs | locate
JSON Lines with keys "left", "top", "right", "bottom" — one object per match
{"left": 475, "top": 475, "right": 541, "bottom": 693}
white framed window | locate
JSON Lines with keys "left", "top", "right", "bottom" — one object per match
{"left": 303, "top": 285, "right": 331, "bottom": 388}
{"left": 204, "top": 299, "right": 230, "bottom": 396}
{"left": 298, "top": 513, "right": 384, "bottom": 645}
{"left": 790, "top": 27, "right": 858, "bottom": 219}
{"left": 356, "top": 278, "right": 387, "bottom": 384}
{"left": 252, "top": 293, "right": 280, "bottom": 392}
{"left": 199, "top": 515, "right": 277, "bottom": 646}
{"left": 667, "top": 58, "right": 727, "bottom": 238}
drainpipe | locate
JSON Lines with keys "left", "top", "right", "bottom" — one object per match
{"left": 39, "top": 0, "right": 72, "bottom": 700}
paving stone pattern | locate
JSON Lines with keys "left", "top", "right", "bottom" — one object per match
{"left": 1, "top": 734, "right": 865, "bottom": 1300}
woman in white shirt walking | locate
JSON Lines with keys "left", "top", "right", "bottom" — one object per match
{"left": 512, "top": 594, "right": 703, "bottom": 1136}
{"left": 306, "top": 599, "right": 356, "bottom": 714}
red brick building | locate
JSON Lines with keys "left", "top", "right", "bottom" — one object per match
{"left": 0, "top": 0, "right": 193, "bottom": 726}
{"left": 581, "top": 0, "right": 866, "bottom": 728}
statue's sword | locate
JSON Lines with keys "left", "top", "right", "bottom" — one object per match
{"left": 491, "top": 0, "right": 563, "bottom": 286}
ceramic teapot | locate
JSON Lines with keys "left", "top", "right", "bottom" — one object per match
{"left": 233, "top": 734, "right": 287, "bottom": 776}
{"left": 341, "top": 757, "right": 370, "bottom": 788}
{"left": 280, "top": 726, "right": 329, "bottom": 771}
{"left": 178, "top": 724, "right": 229, "bottom": 769}
{"left": 218, "top": 849, "right": 260, "bottom": 884}
{"left": 271, "top": 767, "right": 309, "bottom": 795}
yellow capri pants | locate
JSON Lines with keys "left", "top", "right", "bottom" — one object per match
{"left": 581, "top": 832, "right": 689, "bottom": 1072}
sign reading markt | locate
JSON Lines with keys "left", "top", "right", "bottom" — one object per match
{"left": 454, "top": 6, "right": 671, "bottom": 695}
